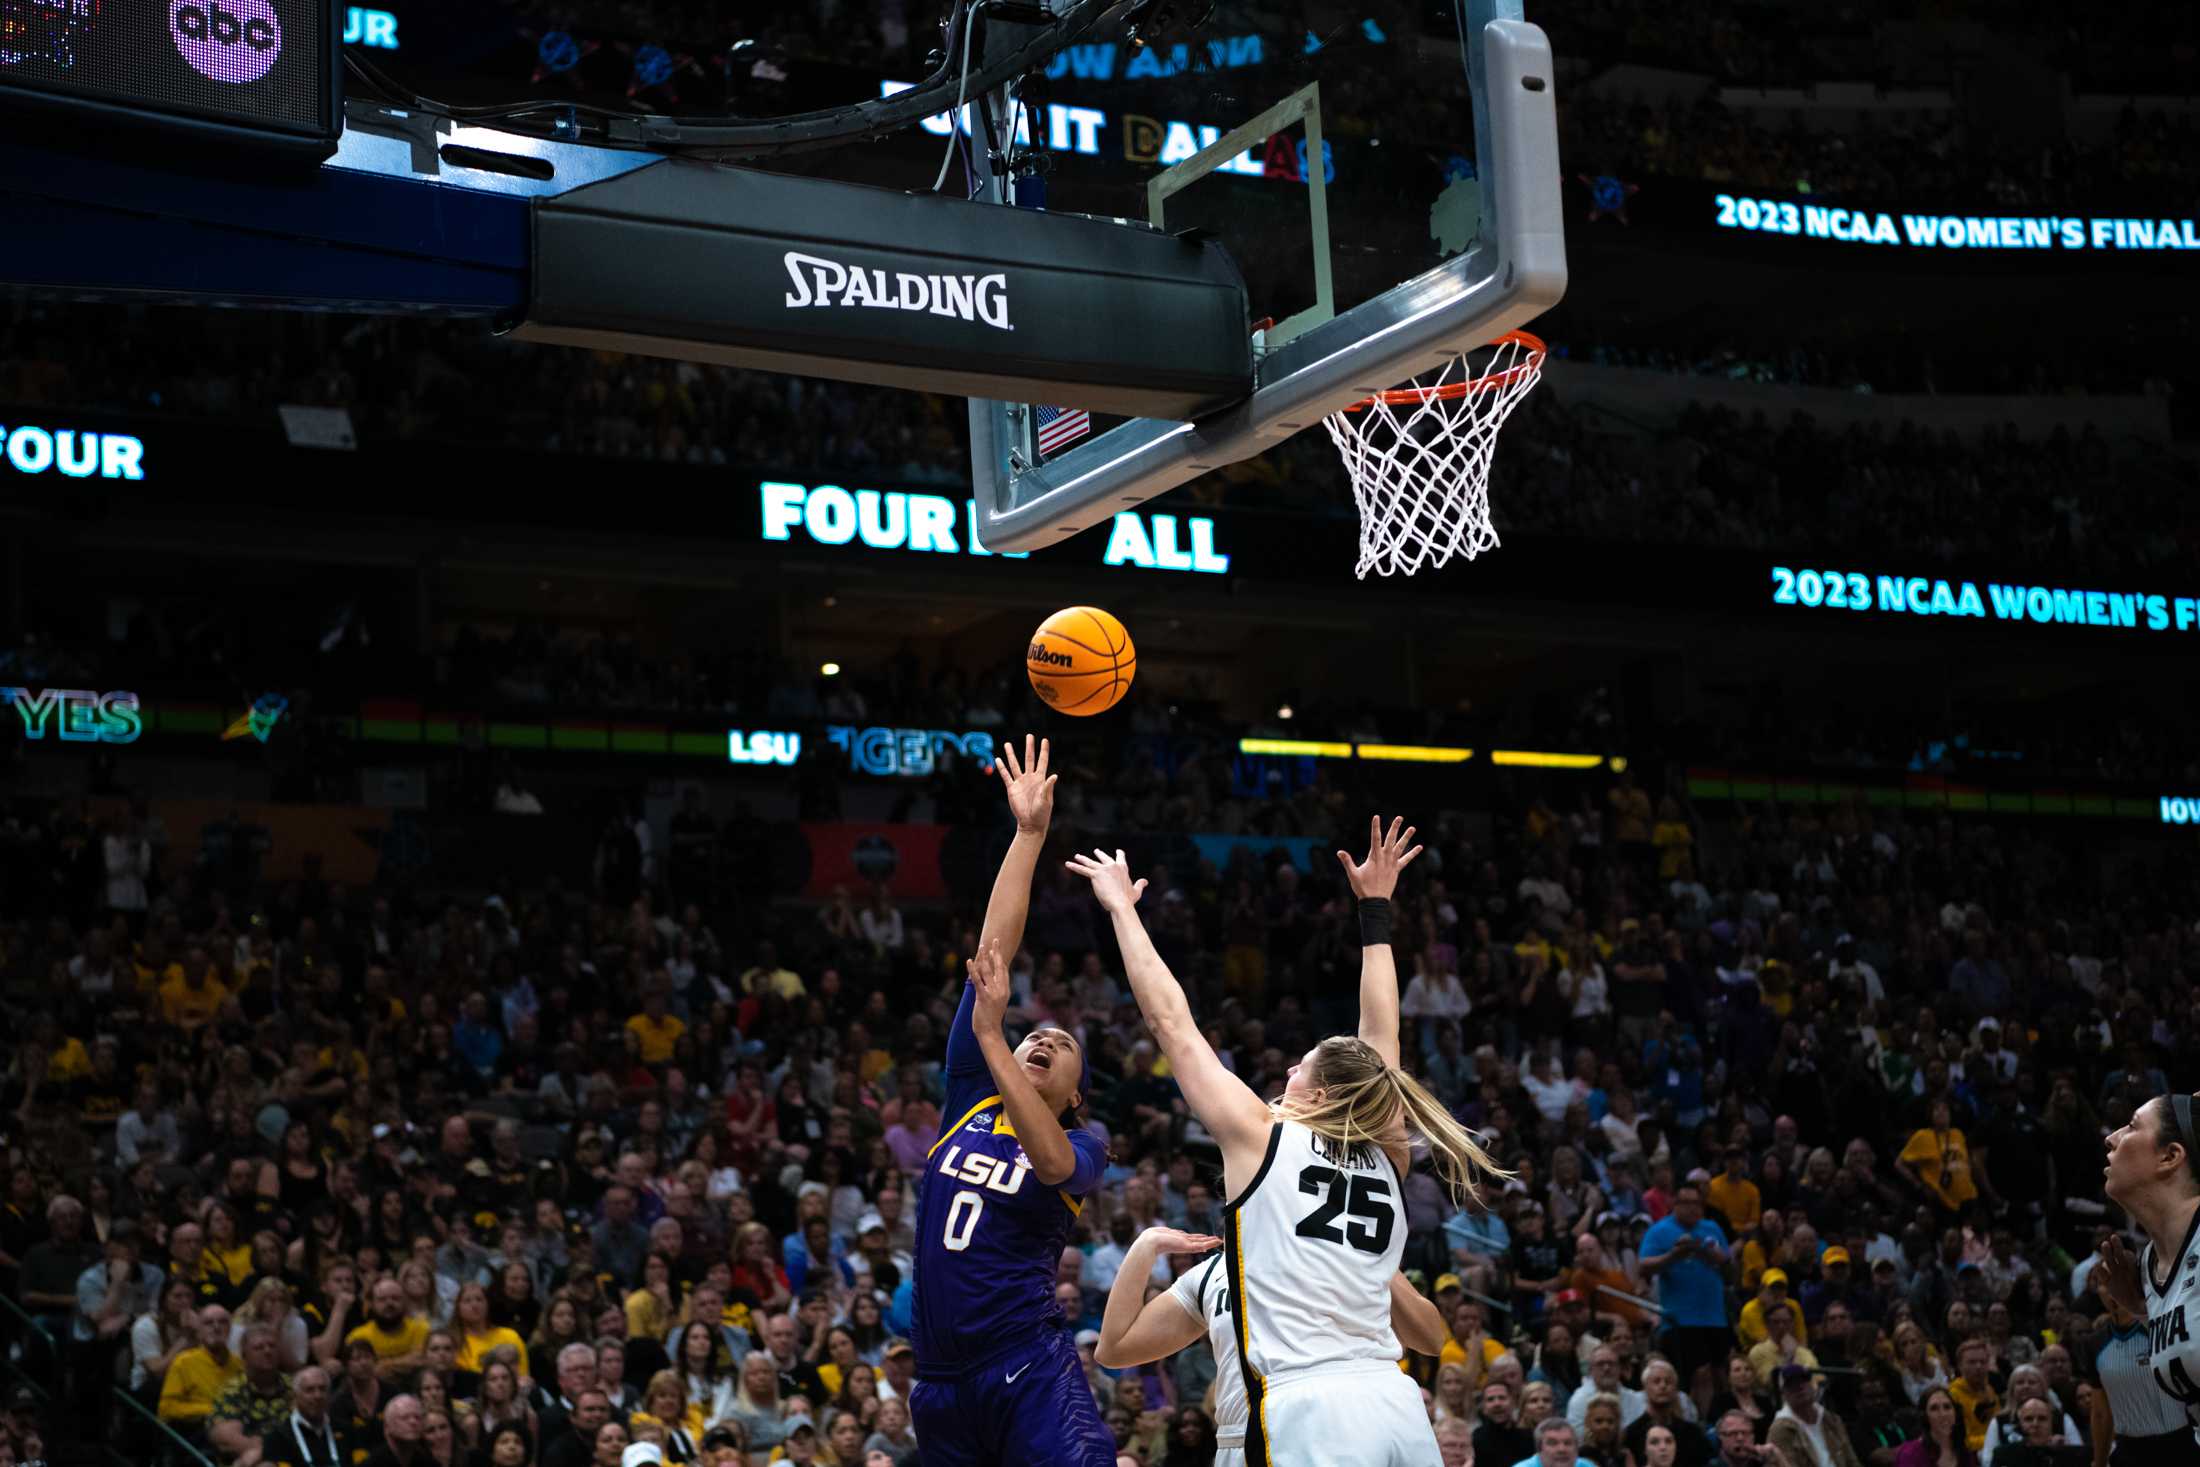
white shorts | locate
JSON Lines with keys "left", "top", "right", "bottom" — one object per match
{"left": 1241, "top": 1362, "right": 1438, "bottom": 1467}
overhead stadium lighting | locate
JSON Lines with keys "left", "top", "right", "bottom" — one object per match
{"left": 1357, "top": 744, "right": 1474, "bottom": 764}
{"left": 1490, "top": 750, "right": 1605, "bottom": 769}
{"left": 1239, "top": 738, "right": 1352, "bottom": 758}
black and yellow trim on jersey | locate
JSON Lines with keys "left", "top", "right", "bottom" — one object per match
{"left": 1223, "top": 1124, "right": 1284, "bottom": 1467}
{"left": 925, "top": 1092, "right": 1085, "bottom": 1217}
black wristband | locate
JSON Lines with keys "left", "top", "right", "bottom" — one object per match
{"left": 1358, "top": 898, "right": 1393, "bottom": 948}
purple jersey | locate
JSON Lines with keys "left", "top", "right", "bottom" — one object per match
{"left": 911, "top": 986, "right": 1106, "bottom": 1369}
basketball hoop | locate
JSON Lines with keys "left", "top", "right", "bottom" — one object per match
{"left": 1322, "top": 331, "right": 1546, "bottom": 579}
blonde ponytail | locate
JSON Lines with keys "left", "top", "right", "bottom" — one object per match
{"left": 1282, "top": 1036, "right": 1512, "bottom": 1207}
{"left": 1388, "top": 1064, "right": 1512, "bottom": 1205}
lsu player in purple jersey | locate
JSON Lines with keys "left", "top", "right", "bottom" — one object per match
{"left": 909, "top": 736, "right": 1115, "bottom": 1467}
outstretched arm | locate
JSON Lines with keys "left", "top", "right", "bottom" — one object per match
{"left": 1336, "top": 816, "right": 1423, "bottom": 1069}
{"left": 1096, "top": 1229, "right": 1221, "bottom": 1369}
{"left": 1067, "top": 851, "right": 1273, "bottom": 1183}
{"left": 968, "top": 941, "right": 1080, "bottom": 1186}
{"left": 949, "top": 736, "right": 1057, "bottom": 1080}
{"left": 979, "top": 734, "right": 1056, "bottom": 962}
{"left": 1389, "top": 1273, "right": 1446, "bottom": 1356}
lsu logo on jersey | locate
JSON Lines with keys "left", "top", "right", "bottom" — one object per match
{"left": 936, "top": 1144, "right": 1031, "bottom": 1197}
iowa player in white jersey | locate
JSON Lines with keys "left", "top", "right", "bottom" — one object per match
{"left": 1093, "top": 1225, "right": 1448, "bottom": 1466}
{"left": 2096, "top": 1091, "right": 2200, "bottom": 1453}
{"left": 1068, "top": 818, "right": 1506, "bottom": 1467}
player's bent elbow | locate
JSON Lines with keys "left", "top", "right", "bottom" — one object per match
{"left": 1094, "top": 1340, "right": 1127, "bottom": 1369}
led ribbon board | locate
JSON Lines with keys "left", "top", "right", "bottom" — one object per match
{"left": 0, "top": 0, "right": 341, "bottom": 155}
{"left": 1771, "top": 564, "right": 2200, "bottom": 634}
{"left": 826, "top": 725, "right": 994, "bottom": 778}
{"left": 3, "top": 688, "right": 142, "bottom": 742}
{"left": 759, "top": 482, "right": 1228, "bottom": 574}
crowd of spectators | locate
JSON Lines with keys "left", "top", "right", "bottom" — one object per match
{"left": 1489, "top": 400, "right": 2196, "bottom": 572}
{"left": 0, "top": 738, "right": 2189, "bottom": 1467}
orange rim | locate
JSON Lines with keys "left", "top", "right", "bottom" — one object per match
{"left": 1340, "top": 330, "right": 1547, "bottom": 411}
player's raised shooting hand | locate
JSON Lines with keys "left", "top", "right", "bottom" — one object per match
{"left": 1337, "top": 815, "right": 1423, "bottom": 901}
{"left": 968, "top": 940, "right": 1012, "bottom": 1032}
{"left": 996, "top": 733, "right": 1058, "bottom": 835}
{"left": 1066, "top": 849, "right": 1148, "bottom": 915}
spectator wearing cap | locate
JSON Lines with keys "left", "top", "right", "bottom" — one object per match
{"left": 874, "top": 1338, "right": 914, "bottom": 1406}
{"left": 1740, "top": 1271, "right": 1809, "bottom": 1351}
{"left": 777, "top": 1418, "right": 819, "bottom": 1465}
{"left": 1508, "top": 1200, "right": 1566, "bottom": 1322}
{"left": 1568, "top": 1343, "right": 1647, "bottom": 1431}
{"left": 848, "top": 1211, "right": 911, "bottom": 1294}
{"left": 1437, "top": 1284, "right": 1504, "bottom": 1375}
{"left": 1770, "top": 1363, "right": 1866, "bottom": 1467}
{"left": 1801, "top": 1249, "right": 1870, "bottom": 1327}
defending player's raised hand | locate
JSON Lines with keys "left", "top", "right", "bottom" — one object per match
{"left": 1337, "top": 815, "right": 1422, "bottom": 903}
{"left": 967, "top": 939, "right": 1012, "bottom": 1034}
{"left": 2094, "top": 1233, "right": 2146, "bottom": 1317}
{"left": 1133, "top": 1226, "right": 1221, "bottom": 1258}
{"left": 1066, "top": 848, "right": 1147, "bottom": 914}
{"left": 996, "top": 733, "right": 1058, "bottom": 834}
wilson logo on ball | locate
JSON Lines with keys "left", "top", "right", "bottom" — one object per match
{"left": 1027, "top": 644, "right": 1075, "bottom": 668}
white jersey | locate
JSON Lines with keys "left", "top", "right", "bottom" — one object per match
{"left": 2095, "top": 1323, "right": 2191, "bottom": 1439}
{"left": 1226, "top": 1119, "right": 1406, "bottom": 1390}
{"left": 1170, "top": 1255, "right": 1246, "bottom": 1442}
{"left": 2139, "top": 1215, "right": 2200, "bottom": 1443}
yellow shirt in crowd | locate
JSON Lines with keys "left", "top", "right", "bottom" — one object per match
{"left": 625, "top": 1012, "right": 686, "bottom": 1064}
{"left": 157, "top": 1346, "right": 244, "bottom": 1424}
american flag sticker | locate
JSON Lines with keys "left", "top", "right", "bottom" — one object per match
{"left": 1035, "top": 404, "right": 1091, "bottom": 457}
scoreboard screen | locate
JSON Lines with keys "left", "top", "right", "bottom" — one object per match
{"left": 0, "top": 0, "right": 339, "bottom": 154}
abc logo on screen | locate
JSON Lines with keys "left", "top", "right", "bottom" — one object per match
{"left": 170, "top": 0, "right": 283, "bottom": 84}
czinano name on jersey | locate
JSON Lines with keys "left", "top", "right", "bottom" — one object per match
{"left": 782, "top": 251, "right": 1011, "bottom": 331}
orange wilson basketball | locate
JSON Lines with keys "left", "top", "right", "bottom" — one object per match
{"left": 1026, "top": 606, "right": 1136, "bottom": 716}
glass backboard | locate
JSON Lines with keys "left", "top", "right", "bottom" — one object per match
{"left": 965, "top": 0, "right": 1564, "bottom": 553}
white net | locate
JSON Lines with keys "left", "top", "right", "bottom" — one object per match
{"left": 1321, "top": 331, "right": 1546, "bottom": 579}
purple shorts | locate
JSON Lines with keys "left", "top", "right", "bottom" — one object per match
{"left": 909, "top": 1330, "right": 1116, "bottom": 1467}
